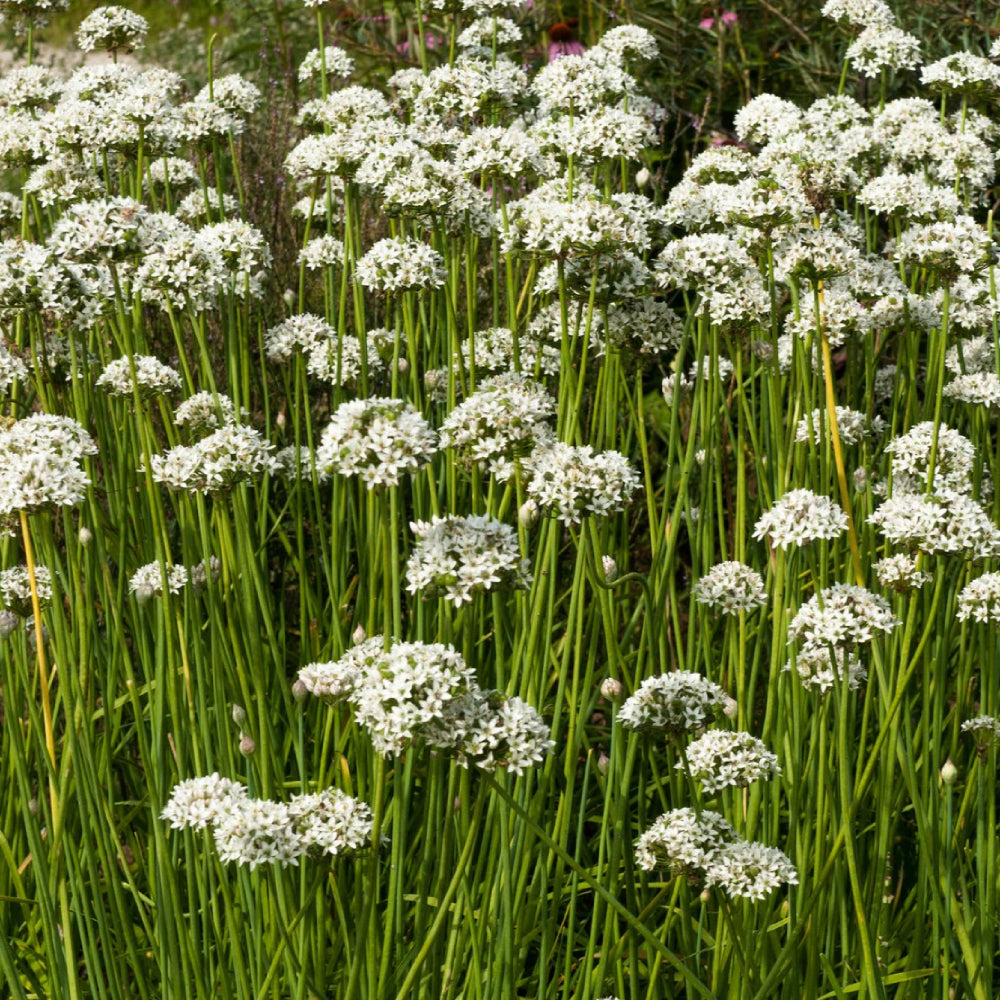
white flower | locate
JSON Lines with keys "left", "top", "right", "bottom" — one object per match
{"left": 0, "top": 414, "right": 98, "bottom": 517}
{"left": 682, "top": 730, "right": 780, "bottom": 793}
{"left": 943, "top": 373, "right": 1000, "bottom": 408}
{"left": 316, "top": 398, "right": 437, "bottom": 488}
{"left": 888, "top": 216, "right": 995, "bottom": 275}
{"left": 795, "top": 406, "right": 884, "bottom": 446}
{"left": 523, "top": 442, "right": 640, "bottom": 524}
{"left": 96, "top": 355, "right": 182, "bottom": 398}
{"left": 355, "top": 237, "right": 445, "bottom": 292}
{"left": 161, "top": 773, "right": 249, "bottom": 831}
{"left": 619, "top": 672, "right": 729, "bottom": 734}
{"left": 874, "top": 554, "right": 930, "bottom": 593}
{"left": 298, "top": 235, "right": 344, "bottom": 270}
{"left": 921, "top": 53, "right": 1000, "bottom": 93}
{"left": 703, "top": 841, "right": 798, "bottom": 901}
{"left": 147, "top": 424, "right": 276, "bottom": 493}
{"left": 265, "top": 313, "right": 334, "bottom": 362}
{"left": 884, "top": 422, "right": 976, "bottom": 495}
{"left": 956, "top": 573, "right": 1000, "bottom": 625}
{"left": 0, "top": 564, "right": 52, "bottom": 615}
{"left": 213, "top": 798, "right": 303, "bottom": 870}
{"left": 635, "top": 808, "right": 736, "bottom": 874}
{"left": 439, "top": 373, "right": 555, "bottom": 476}
{"left": 129, "top": 561, "right": 189, "bottom": 601}
{"left": 753, "top": 489, "right": 848, "bottom": 549}
{"left": 693, "top": 562, "right": 767, "bottom": 614}
{"left": 174, "top": 392, "right": 239, "bottom": 432}
{"left": 76, "top": 5, "right": 148, "bottom": 52}
{"left": 405, "top": 514, "right": 530, "bottom": 605}
{"left": 821, "top": 0, "right": 895, "bottom": 28}
{"left": 0, "top": 343, "right": 28, "bottom": 393}
{"left": 786, "top": 644, "right": 867, "bottom": 693}
{"left": 846, "top": 25, "right": 921, "bottom": 78}
{"left": 788, "top": 583, "right": 899, "bottom": 654}
{"left": 298, "top": 45, "right": 355, "bottom": 82}
{"left": 868, "top": 489, "right": 1000, "bottom": 559}
{"left": 286, "top": 789, "right": 372, "bottom": 856}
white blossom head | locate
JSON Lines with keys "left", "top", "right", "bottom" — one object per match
{"left": 619, "top": 671, "right": 729, "bottom": 735}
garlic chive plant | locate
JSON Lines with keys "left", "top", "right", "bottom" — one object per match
{"left": 1, "top": 1, "right": 1000, "bottom": 998}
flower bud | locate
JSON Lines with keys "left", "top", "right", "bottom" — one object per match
{"left": 282, "top": 288, "right": 295, "bottom": 307}
{"left": 751, "top": 339, "right": 774, "bottom": 362}
{"left": 699, "top": 887, "right": 711, "bottom": 903}
{"left": 397, "top": 357, "right": 410, "bottom": 374}
{"left": 238, "top": 733, "right": 257, "bottom": 757}
{"left": 723, "top": 697, "right": 739, "bottom": 720}
{"left": 232, "top": 703, "right": 248, "bottom": 728}
{"left": 601, "top": 555, "right": 618, "bottom": 583}
{"left": 600, "top": 677, "right": 623, "bottom": 701}
{"left": 597, "top": 751, "right": 610, "bottom": 775}
{"left": 636, "top": 167, "right": 651, "bottom": 189}
{"left": 352, "top": 624, "right": 367, "bottom": 645}
{"left": 518, "top": 500, "right": 539, "bottom": 528}
{"left": 852, "top": 467, "right": 868, "bottom": 490}
{"left": 78, "top": 526, "right": 93, "bottom": 547}
{"left": 275, "top": 410, "right": 287, "bottom": 429}
{"left": 291, "top": 678, "right": 309, "bottom": 703}
{"left": 940, "top": 758, "right": 958, "bottom": 786}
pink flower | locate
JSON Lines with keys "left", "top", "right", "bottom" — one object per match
{"left": 549, "top": 40, "right": 586, "bottom": 60}
{"left": 699, "top": 10, "right": 739, "bottom": 30}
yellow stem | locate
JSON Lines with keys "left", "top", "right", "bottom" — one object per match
{"left": 20, "top": 509, "right": 59, "bottom": 822}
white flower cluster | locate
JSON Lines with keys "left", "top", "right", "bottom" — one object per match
{"left": 298, "top": 46, "right": 356, "bottom": 83}
{"left": 868, "top": 489, "right": 1000, "bottom": 560}
{"left": 174, "top": 392, "right": 239, "bottom": 432}
{"left": 298, "top": 235, "right": 344, "bottom": 270}
{"left": 405, "top": 514, "right": 530, "bottom": 605}
{"left": 297, "top": 637, "right": 553, "bottom": 772}
{"left": 846, "top": 25, "right": 921, "bottom": 78}
{"left": 96, "top": 355, "right": 182, "bottom": 398}
{"left": 874, "top": 554, "right": 930, "bottom": 593}
{"left": 921, "top": 53, "right": 1000, "bottom": 93}
{"left": 619, "top": 671, "right": 729, "bottom": 735}
{"left": 788, "top": 583, "right": 900, "bottom": 653}
{"left": 129, "top": 556, "right": 221, "bottom": 601}
{"left": 956, "top": 573, "right": 1000, "bottom": 625}
{"left": 888, "top": 216, "right": 996, "bottom": 275}
{"left": 147, "top": 424, "right": 276, "bottom": 493}
{"left": 522, "top": 442, "right": 640, "bottom": 525}
{"left": 265, "top": 313, "right": 335, "bottom": 362}
{"left": 76, "top": 5, "right": 149, "bottom": 53}
{"left": 439, "top": 373, "right": 555, "bottom": 475}
{"left": 682, "top": 730, "right": 781, "bottom": 793}
{"left": 787, "top": 644, "right": 867, "bottom": 693}
{"left": 0, "top": 564, "right": 52, "bottom": 616}
{"left": 795, "top": 406, "right": 884, "bottom": 447}
{"left": 883, "top": 422, "right": 975, "bottom": 494}
{"left": 636, "top": 808, "right": 798, "bottom": 901}
{"left": 316, "top": 398, "right": 437, "bottom": 488}
{"left": 355, "top": 237, "right": 445, "bottom": 292}
{"left": 0, "top": 414, "right": 98, "bottom": 518}
{"left": 961, "top": 715, "right": 1000, "bottom": 752}
{"left": 753, "top": 489, "right": 848, "bottom": 549}
{"left": 163, "top": 775, "right": 372, "bottom": 870}
{"left": 693, "top": 561, "right": 768, "bottom": 615}
{"left": 0, "top": 343, "right": 28, "bottom": 393}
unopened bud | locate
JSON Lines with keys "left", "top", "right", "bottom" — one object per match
{"left": 78, "top": 526, "right": 93, "bottom": 547}
{"left": 276, "top": 410, "right": 287, "bottom": 429}
{"left": 600, "top": 677, "right": 623, "bottom": 701}
{"left": 232, "top": 704, "right": 248, "bottom": 728}
{"left": 238, "top": 733, "right": 257, "bottom": 757}
{"left": 597, "top": 751, "right": 610, "bottom": 775}
{"left": 134, "top": 585, "right": 155, "bottom": 605}
{"left": 282, "top": 288, "right": 295, "bottom": 307}
{"left": 291, "top": 678, "right": 309, "bottom": 703}
{"left": 28, "top": 797, "right": 39, "bottom": 816}
{"left": 601, "top": 555, "right": 618, "bottom": 583}
{"left": 752, "top": 339, "right": 774, "bottom": 361}
{"left": 636, "top": 166, "right": 651, "bottom": 189}
{"left": 940, "top": 758, "right": 958, "bottom": 786}
{"left": 397, "top": 357, "right": 410, "bottom": 374}
{"left": 852, "top": 467, "right": 868, "bottom": 490}
{"left": 723, "top": 697, "right": 739, "bottom": 720}
{"left": 699, "top": 887, "right": 711, "bottom": 903}
{"left": 352, "top": 624, "right": 367, "bottom": 644}
{"left": 518, "top": 500, "right": 539, "bottom": 528}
